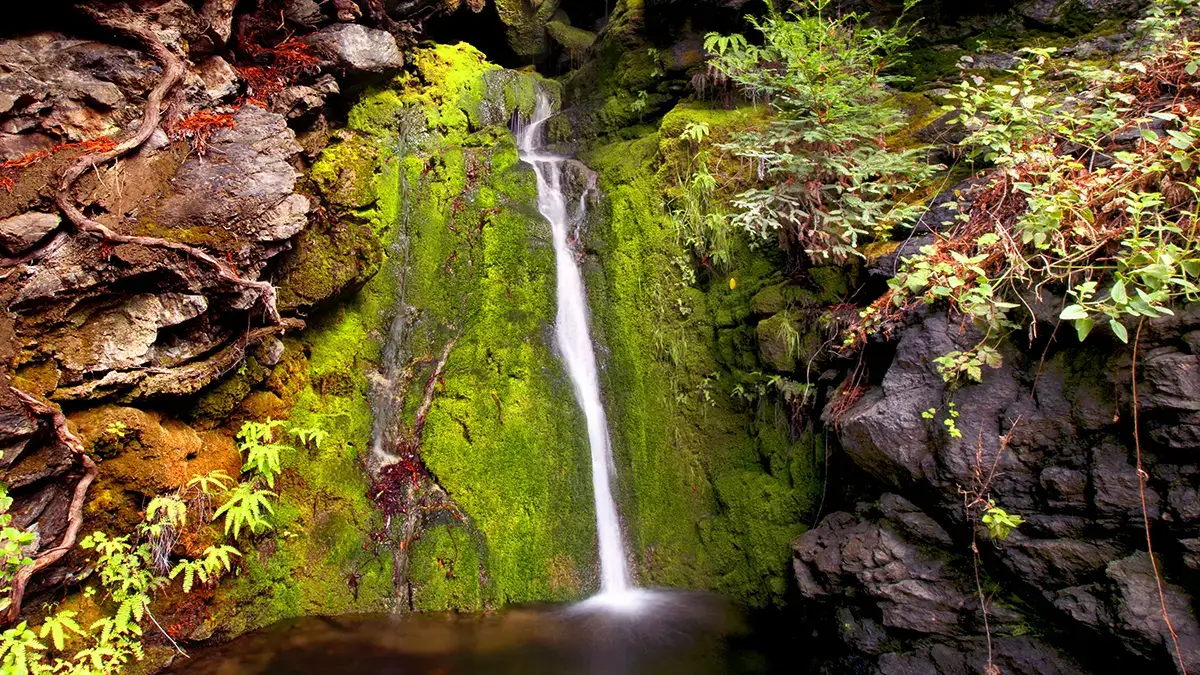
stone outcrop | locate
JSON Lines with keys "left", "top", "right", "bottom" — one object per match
{"left": 302, "top": 23, "right": 404, "bottom": 74}
{"left": 799, "top": 307, "right": 1200, "bottom": 673}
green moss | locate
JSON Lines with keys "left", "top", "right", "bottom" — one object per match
{"left": 547, "top": 20, "right": 597, "bottom": 51}
{"left": 409, "top": 525, "right": 484, "bottom": 611}
{"left": 276, "top": 217, "right": 384, "bottom": 313}
{"left": 582, "top": 112, "right": 822, "bottom": 605}
{"left": 403, "top": 129, "right": 594, "bottom": 606}
{"left": 193, "top": 357, "right": 268, "bottom": 422}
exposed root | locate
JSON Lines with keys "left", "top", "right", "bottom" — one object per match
{"left": 4, "top": 389, "right": 98, "bottom": 624}
{"left": 54, "top": 5, "right": 286, "bottom": 328}
{"left": 1131, "top": 318, "right": 1190, "bottom": 675}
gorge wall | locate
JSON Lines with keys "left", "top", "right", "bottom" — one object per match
{"left": 0, "top": 0, "right": 1196, "bottom": 674}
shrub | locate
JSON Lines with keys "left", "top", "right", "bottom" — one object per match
{"left": 704, "top": 0, "right": 938, "bottom": 263}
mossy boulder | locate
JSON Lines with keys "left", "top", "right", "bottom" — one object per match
{"left": 276, "top": 218, "right": 384, "bottom": 314}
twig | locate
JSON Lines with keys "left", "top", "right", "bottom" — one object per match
{"left": 1132, "top": 317, "right": 1189, "bottom": 675}
{"left": 971, "top": 538, "right": 997, "bottom": 675}
{"left": 144, "top": 604, "right": 188, "bottom": 658}
{"left": 5, "top": 389, "right": 98, "bottom": 624}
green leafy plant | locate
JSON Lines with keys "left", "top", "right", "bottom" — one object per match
{"left": 213, "top": 483, "right": 276, "bottom": 539}
{"left": 922, "top": 401, "right": 962, "bottom": 439}
{"left": 169, "top": 545, "right": 241, "bottom": 593}
{"left": 849, "top": 0, "right": 1200, "bottom": 369}
{"left": 236, "top": 419, "right": 286, "bottom": 488}
{"left": 704, "top": 0, "right": 938, "bottom": 262}
{"left": 288, "top": 425, "right": 328, "bottom": 449}
{"left": 982, "top": 502, "right": 1025, "bottom": 541}
{"left": 0, "top": 484, "right": 34, "bottom": 612}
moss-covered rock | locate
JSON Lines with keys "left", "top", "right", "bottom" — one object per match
{"left": 583, "top": 105, "right": 822, "bottom": 605}
{"left": 547, "top": 20, "right": 596, "bottom": 51}
{"left": 495, "top": 0, "right": 560, "bottom": 57}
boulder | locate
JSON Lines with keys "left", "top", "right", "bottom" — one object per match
{"left": 302, "top": 24, "right": 404, "bottom": 74}
{"left": 0, "top": 211, "right": 60, "bottom": 255}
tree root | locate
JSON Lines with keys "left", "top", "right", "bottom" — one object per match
{"left": 55, "top": 5, "right": 286, "bottom": 328}
{"left": 4, "top": 389, "right": 98, "bottom": 624}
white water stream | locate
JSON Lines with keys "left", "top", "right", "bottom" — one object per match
{"left": 517, "top": 92, "right": 634, "bottom": 599}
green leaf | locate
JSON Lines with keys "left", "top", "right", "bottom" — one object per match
{"left": 1110, "top": 279, "right": 1127, "bottom": 303}
{"left": 1059, "top": 304, "right": 1089, "bottom": 320}
{"left": 1074, "top": 317, "right": 1095, "bottom": 341}
{"left": 1110, "top": 319, "right": 1129, "bottom": 343}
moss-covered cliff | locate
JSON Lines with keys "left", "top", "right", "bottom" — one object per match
{"left": 582, "top": 104, "right": 827, "bottom": 605}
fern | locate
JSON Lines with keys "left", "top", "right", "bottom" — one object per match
{"left": 185, "top": 469, "right": 235, "bottom": 496}
{"left": 38, "top": 611, "right": 84, "bottom": 651}
{"left": 212, "top": 484, "right": 276, "bottom": 539}
{"left": 236, "top": 420, "right": 285, "bottom": 488}
{"left": 144, "top": 495, "right": 186, "bottom": 533}
{"left": 288, "top": 426, "right": 328, "bottom": 449}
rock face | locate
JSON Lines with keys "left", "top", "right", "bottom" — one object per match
{"left": 801, "top": 308, "right": 1200, "bottom": 673}
{"left": 5, "top": 102, "right": 313, "bottom": 403}
{"left": 795, "top": 496, "right": 1088, "bottom": 675}
{"left": 0, "top": 32, "right": 154, "bottom": 159}
{"left": 302, "top": 24, "right": 404, "bottom": 74}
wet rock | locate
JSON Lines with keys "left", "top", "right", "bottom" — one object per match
{"left": 1017, "top": 0, "right": 1144, "bottom": 28}
{"left": 151, "top": 104, "right": 309, "bottom": 260}
{"left": 198, "top": 0, "right": 238, "bottom": 46}
{"left": 0, "top": 211, "right": 60, "bottom": 255}
{"left": 275, "top": 74, "right": 339, "bottom": 119}
{"left": 302, "top": 24, "right": 404, "bottom": 74}
{"left": 45, "top": 293, "right": 208, "bottom": 377}
{"left": 0, "top": 32, "right": 153, "bottom": 149}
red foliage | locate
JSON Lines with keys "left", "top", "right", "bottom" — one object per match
{"left": 368, "top": 455, "right": 426, "bottom": 517}
{"left": 0, "top": 137, "right": 118, "bottom": 192}
{"left": 171, "top": 110, "right": 236, "bottom": 153}
{"left": 237, "top": 36, "right": 322, "bottom": 107}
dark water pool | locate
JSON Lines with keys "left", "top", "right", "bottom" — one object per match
{"left": 165, "top": 590, "right": 806, "bottom": 675}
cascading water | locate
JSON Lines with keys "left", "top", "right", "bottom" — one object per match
{"left": 517, "top": 92, "right": 634, "bottom": 600}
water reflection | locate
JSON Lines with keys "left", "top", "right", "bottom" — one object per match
{"left": 167, "top": 590, "right": 789, "bottom": 675}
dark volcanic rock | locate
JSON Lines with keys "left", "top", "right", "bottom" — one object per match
{"left": 795, "top": 496, "right": 1087, "bottom": 674}
{"left": 820, "top": 308, "right": 1200, "bottom": 673}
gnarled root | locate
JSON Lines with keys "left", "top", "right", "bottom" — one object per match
{"left": 4, "top": 390, "right": 98, "bottom": 624}
{"left": 55, "top": 5, "right": 287, "bottom": 328}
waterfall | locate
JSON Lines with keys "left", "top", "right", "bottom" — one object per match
{"left": 517, "top": 92, "right": 632, "bottom": 597}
